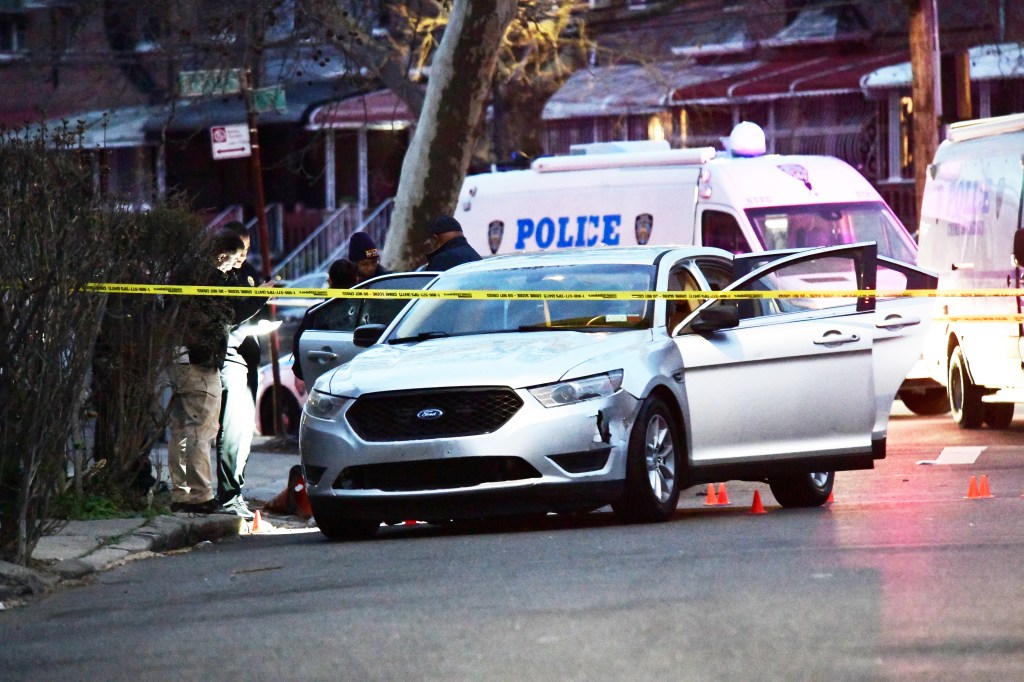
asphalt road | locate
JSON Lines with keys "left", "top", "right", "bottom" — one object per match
{"left": 2, "top": 406, "right": 1023, "bottom": 682}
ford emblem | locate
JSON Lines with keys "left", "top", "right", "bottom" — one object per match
{"left": 417, "top": 408, "right": 444, "bottom": 420}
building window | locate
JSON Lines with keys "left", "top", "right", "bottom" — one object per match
{"left": 0, "top": 13, "right": 27, "bottom": 53}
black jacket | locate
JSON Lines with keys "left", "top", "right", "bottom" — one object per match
{"left": 169, "top": 257, "right": 236, "bottom": 369}
{"left": 224, "top": 261, "right": 270, "bottom": 370}
{"left": 425, "top": 235, "right": 482, "bottom": 271}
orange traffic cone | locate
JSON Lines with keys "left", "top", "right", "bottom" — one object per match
{"left": 750, "top": 490, "right": 767, "bottom": 515}
{"left": 704, "top": 484, "right": 717, "bottom": 505}
{"left": 293, "top": 475, "right": 314, "bottom": 519}
{"left": 716, "top": 483, "right": 731, "bottom": 505}
{"left": 965, "top": 476, "right": 981, "bottom": 499}
{"left": 826, "top": 491, "right": 834, "bottom": 504}
{"left": 251, "top": 509, "right": 263, "bottom": 532}
{"left": 977, "top": 475, "right": 994, "bottom": 499}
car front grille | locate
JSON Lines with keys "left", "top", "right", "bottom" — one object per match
{"left": 333, "top": 456, "right": 541, "bottom": 491}
{"left": 346, "top": 387, "right": 524, "bottom": 441}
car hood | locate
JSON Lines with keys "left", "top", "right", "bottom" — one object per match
{"left": 321, "top": 329, "right": 652, "bottom": 395}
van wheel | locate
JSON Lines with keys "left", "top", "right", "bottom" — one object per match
{"left": 612, "top": 396, "right": 681, "bottom": 524}
{"left": 983, "top": 403, "right": 1014, "bottom": 429}
{"left": 948, "top": 347, "right": 984, "bottom": 429}
{"left": 898, "top": 388, "right": 951, "bottom": 416}
{"left": 769, "top": 471, "right": 834, "bottom": 508}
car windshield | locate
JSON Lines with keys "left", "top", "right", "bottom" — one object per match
{"left": 746, "top": 202, "right": 917, "bottom": 264}
{"left": 389, "top": 263, "right": 655, "bottom": 340}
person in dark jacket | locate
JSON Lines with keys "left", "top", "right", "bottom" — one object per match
{"left": 348, "top": 231, "right": 389, "bottom": 283}
{"left": 215, "top": 221, "right": 271, "bottom": 520}
{"left": 424, "top": 215, "right": 482, "bottom": 271}
{"left": 166, "top": 230, "right": 245, "bottom": 514}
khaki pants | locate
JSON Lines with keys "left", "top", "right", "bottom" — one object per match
{"left": 167, "top": 363, "right": 221, "bottom": 504}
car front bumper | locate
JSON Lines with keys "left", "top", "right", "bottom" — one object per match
{"left": 300, "top": 387, "right": 640, "bottom": 521}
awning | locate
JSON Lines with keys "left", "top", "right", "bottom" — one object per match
{"left": 49, "top": 105, "right": 162, "bottom": 148}
{"left": 144, "top": 80, "right": 358, "bottom": 134}
{"left": 672, "top": 51, "right": 907, "bottom": 105}
{"left": 861, "top": 42, "right": 1024, "bottom": 90}
{"left": 542, "top": 61, "right": 760, "bottom": 120}
{"left": 306, "top": 89, "right": 415, "bottom": 130}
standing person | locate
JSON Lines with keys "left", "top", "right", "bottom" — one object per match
{"left": 291, "top": 258, "right": 358, "bottom": 385}
{"left": 424, "top": 215, "right": 482, "bottom": 271}
{"left": 348, "top": 231, "right": 389, "bottom": 283}
{"left": 215, "top": 221, "right": 271, "bottom": 520}
{"left": 166, "top": 230, "right": 245, "bottom": 514}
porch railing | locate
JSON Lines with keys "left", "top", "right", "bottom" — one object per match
{"left": 314, "top": 198, "right": 395, "bottom": 273}
{"left": 270, "top": 204, "right": 360, "bottom": 282}
{"left": 246, "top": 203, "right": 285, "bottom": 270}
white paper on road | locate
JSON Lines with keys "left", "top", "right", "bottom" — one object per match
{"left": 931, "top": 446, "right": 986, "bottom": 465}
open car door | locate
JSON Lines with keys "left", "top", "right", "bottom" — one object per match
{"left": 674, "top": 243, "right": 935, "bottom": 473}
{"left": 297, "top": 272, "right": 437, "bottom": 386}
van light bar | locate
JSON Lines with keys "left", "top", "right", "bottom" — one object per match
{"left": 532, "top": 147, "right": 717, "bottom": 173}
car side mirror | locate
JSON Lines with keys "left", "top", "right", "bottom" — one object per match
{"left": 1013, "top": 229, "right": 1024, "bottom": 268}
{"left": 353, "top": 323, "right": 387, "bottom": 348}
{"left": 689, "top": 304, "right": 739, "bottom": 333}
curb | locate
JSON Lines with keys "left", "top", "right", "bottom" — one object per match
{"left": 1, "top": 513, "right": 243, "bottom": 605}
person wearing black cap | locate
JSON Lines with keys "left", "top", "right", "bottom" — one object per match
{"left": 348, "top": 231, "right": 389, "bottom": 284}
{"left": 424, "top": 215, "right": 482, "bottom": 271}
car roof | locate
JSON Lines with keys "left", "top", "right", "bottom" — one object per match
{"left": 439, "top": 245, "right": 722, "bottom": 273}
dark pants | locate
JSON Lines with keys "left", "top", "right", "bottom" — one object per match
{"left": 216, "top": 360, "right": 255, "bottom": 503}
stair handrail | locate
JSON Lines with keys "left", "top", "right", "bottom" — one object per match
{"left": 315, "top": 198, "right": 396, "bottom": 273}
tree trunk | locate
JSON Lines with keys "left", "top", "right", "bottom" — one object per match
{"left": 908, "top": 0, "right": 941, "bottom": 216}
{"left": 382, "top": 0, "right": 518, "bottom": 271}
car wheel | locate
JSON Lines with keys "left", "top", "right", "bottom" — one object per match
{"left": 983, "top": 402, "right": 1014, "bottom": 429}
{"left": 259, "top": 389, "right": 301, "bottom": 436}
{"left": 612, "top": 396, "right": 681, "bottom": 524}
{"left": 769, "top": 471, "right": 834, "bottom": 508}
{"left": 948, "top": 346, "right": 984, "bottom": 429}
{"left": 898, "top": 388, "right": 951, "bottom": 416}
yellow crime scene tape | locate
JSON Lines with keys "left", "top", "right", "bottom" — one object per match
{"left": 82, "top": 282, "right": 1024, "bottom": 301}
{"left": 77, "top": 282, "right": 1024, "bottom": 322}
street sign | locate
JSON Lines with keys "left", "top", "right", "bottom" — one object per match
{"left": 179, "top": 69, "right": 243, "bottom": 97}
{"left": 253, "top": 85, "right": 287, "bottom": 113}
{"left": 210, "top": 124, "right": 251, "bottom": 160}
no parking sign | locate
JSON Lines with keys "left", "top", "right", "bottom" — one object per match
{"left": 210, "top": 124, "right": 252, "bottom": 160}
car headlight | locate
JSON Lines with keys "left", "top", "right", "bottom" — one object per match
{"left": 304, "top": 390, "right": 349, "bottom": 420}
{"left": 528, "top": 370, "right": 623, "bottom": 408}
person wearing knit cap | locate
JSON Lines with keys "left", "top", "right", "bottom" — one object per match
{"left": 424, "top": 215, "right": 482, "bottom": 271}
{"left": 347, "top": 231, "right": 389, "bottom": 283}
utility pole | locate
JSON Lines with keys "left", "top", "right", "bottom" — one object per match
{"left": 907, "top": 0, "right": 941, "bottom": 215}
{"left": 243, "top": 68, "right": 285, "bottom": 437}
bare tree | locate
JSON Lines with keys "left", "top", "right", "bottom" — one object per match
{"left": 381, "top": 0, "right": 518, "bottom": 270}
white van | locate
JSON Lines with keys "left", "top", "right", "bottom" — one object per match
{"left": 455, "top": 123, "right": 918, "bottom": 266}
{"left": 916, "top": 113, "right": 1024, "bottom": 429}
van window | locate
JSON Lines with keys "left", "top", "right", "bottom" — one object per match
{"left": 746, "top": 202, "right": 917, "bottom": 264}
{"left": 701, "top": 210, "right": 749, "bottom": 254}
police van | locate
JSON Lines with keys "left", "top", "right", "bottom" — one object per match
{"left": 455, "top": 122, "right": 918, "bottom": 267}
{"left": 916, "top": 112, "right": 1024, "bottom": 429}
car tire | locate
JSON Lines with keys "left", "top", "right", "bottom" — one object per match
{"left": 769, "top": 471, "right": 834, "bottom": 508}
{"left": 259, "top": 389, "right": 301, "bottom": 436}
{"left": 948, "top": 346, "right": 984, "bottom": 429}
{"left": 612, "top": 396, "right": 681, "bottom": 524}
{"left": 983, "top": 402, "right": 1014, "bottom": 429}
{"left": 898, "top": 388, "right": 951, "bottom": 416}
{"left": 313, "top": 514, "right": 380, "bottom": 541}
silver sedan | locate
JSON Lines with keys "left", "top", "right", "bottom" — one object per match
{"left": 299, "top": 244, "right": 936, "bottom": 539}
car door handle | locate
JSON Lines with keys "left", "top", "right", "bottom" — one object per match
{"left": 876, "top": 314, "right": 921, "bottom": 329}
{"left": 307, "top": 350, "right": 338, "bottom": 362}
{"left": 812, "top": 332, "right": 860, "bottom": 346}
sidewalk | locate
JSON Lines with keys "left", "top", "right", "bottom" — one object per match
{"left": 0, "top": 436, "right": 307, "bottom": 607}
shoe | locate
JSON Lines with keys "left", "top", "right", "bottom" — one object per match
{"left": 171, "top": 498, "right": 220, "bottom": 515}
{"left": 217, "top": 497, "right": 255, "bottom": 521}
